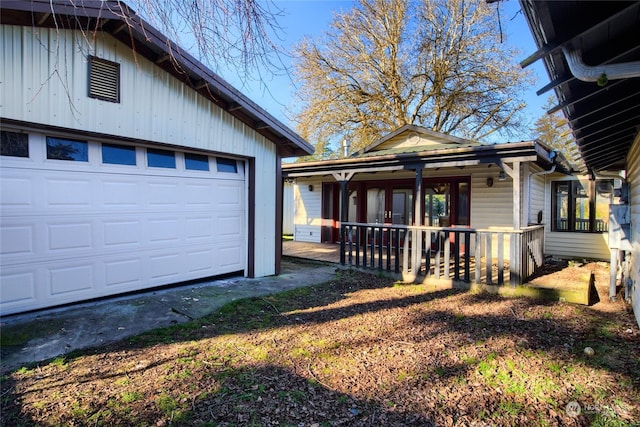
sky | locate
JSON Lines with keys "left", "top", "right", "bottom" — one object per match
{"left": 214, "top": 0, "right": 551, "bottom": 144}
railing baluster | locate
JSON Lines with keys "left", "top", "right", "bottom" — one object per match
{"left": 394, "top": 228, "right": 400, "bottom": 273}
{"left": 486, "top": 233, "right": 492, "bottom": 285}
{"left": 464, "top": 231, "right": 470, "bottom": 282}
{"left": 497, "top": 232, "right": 504, "bottom": 285}
{"left": 355, "top": 225, "right": 360, "bottom": 267}
{"left": 378, "top": 226, "right": 383, "bottom": 270}
{"left": 386, "top": 227, "right": 391, "bottom": 271}
{"left": 363, "top": 227, "right": 368, "bottom": 268}
{"left": 475, "top": 232, "right": 481, "bottom": 284}
{"left": 370, "top": 226, "right": 375, "bottom": 267}
{"left": 453, "top": 230, "right": 460, "bottom": 281}
{"left": 444, "top": 231, "right": 451, "bottom": 279}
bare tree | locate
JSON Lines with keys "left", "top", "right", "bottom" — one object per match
{"left": 533, "top": 96, "right": 584, "bottom": 171}
{"left": 292, "top": 0, "right": 532, "bottom": 156}
{"left": 129, "top": 0, "right": 287, "bottom": 82}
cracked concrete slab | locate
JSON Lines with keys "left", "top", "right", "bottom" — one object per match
{"left": 1, "top": 260, "right": 338, "bottom": 373}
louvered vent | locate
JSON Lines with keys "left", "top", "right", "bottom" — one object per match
{"left": 88, "top": 56, "right": 120, "bottom": 103}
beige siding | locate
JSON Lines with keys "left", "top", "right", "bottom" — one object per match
{"left": 628, "top": 134, "right": 640, "bottom": 327}
{"left": 545, "top": 232, "right": 610, "bottom": 260}
{"left": 528, "top": 167, "right": 547, "bottom": 226}
{"left": 293, "top": 178, "right": 323, "bottom": 242}
{"left": 470, "top": 172, "right": 513, "bottom": 229}
{"left": 283, "top": 182, "right": 294, "bottom": 235}
{"left": 1, "top": 25, "right": 280, "bottom": 277}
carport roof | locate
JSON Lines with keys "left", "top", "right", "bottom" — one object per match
{"left": 0, "top": 0, "right": 313, "bottom": 158}
{"left": 519, "top": 0, "right": 640, "bottom": 173}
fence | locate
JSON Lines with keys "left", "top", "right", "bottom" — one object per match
{"left": 340, "top": 223, "right": 545, "bottom": 287}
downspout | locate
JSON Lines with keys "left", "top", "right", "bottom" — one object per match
{"left": 528, "top": 164, "right": 556, "bottom": 225}
{"left": 562, "top": 47, "right": 640, "bottom": 84}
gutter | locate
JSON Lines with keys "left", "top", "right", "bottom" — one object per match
{"left": 562, "top": 47, "right": 640, "bottom": 84}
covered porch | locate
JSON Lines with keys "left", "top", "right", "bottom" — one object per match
{"left": 284, "top": 223, "right": 545, "bottom": 287}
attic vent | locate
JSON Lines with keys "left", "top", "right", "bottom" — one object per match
{"left": 88, "top": 56, "right": 120, "bottom": 103}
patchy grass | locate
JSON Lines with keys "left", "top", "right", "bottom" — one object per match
{"left": 1, "top": 268, "right": 639, "bottom": 426}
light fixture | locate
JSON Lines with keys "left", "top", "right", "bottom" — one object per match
{"left": 308, "top": 184, "right": 314, "bottom": 192}
{"left": 486, "top": 177, "right": 494, "bottom": 187}
{"left": 498, "top": 170, "right": 506, "bottom": 181}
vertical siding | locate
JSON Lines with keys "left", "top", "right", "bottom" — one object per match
{"left": 293, "top": 178, "right": 323, "bottom": 242}
{"left": 283, "top": 182, "right": 294, "bottom": 235}
{"left": 628, "top": 134, "right": 640, "bottom": 327}
{"left": 1, "top": 25, "right": 282, "bottom": 278}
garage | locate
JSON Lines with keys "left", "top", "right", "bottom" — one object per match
{"left": 1, "top": 130, "right": 246, "bottom": 315}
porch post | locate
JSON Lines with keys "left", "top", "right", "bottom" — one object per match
{"left": 332, "top": 171, "right": 355, "bottom": 265}
{"left": 510, "top": 161, "right": 522, "bottom": 286}
{"left": 413, "top": 166, "right": 424, "bottom": 280}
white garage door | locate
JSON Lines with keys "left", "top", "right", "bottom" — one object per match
{"left": 0, "top": 131, "right": 246, "bottom": 315}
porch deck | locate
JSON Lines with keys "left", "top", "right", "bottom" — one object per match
{"left": 282, "top": 239, "right": 592, "bottom": 304}
{"left": 283, "top": 240, "right": 508, "bottom": 283}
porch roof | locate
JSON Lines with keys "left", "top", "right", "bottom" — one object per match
{"left": 283, "top": 139, "right": 563, "bottom": 178}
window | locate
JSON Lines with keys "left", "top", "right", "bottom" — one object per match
{"left": 1, "top": 131, "right": 29, "bottom": 157}
{"left": 102, "top": 143, "right": 136, "bottom": 165}
{"left": 46, "top": 137, "right": 88, "bottom": 161}
{"left": 216, "top": 157, "right": 237, "bottom": 173}
{"left": 551, "top": 179, "right": 614, "bottom": 232}
{"left": 185, "top": 153, "right": 210, "bottom": 171}
{"left": 88, "top": 56, "right": 120, "bottom": 103}
{"left": 147, "top": 148, "right": 176, "bottom": 168}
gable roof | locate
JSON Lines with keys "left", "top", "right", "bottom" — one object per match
{"left": 353, "top": 125, "right": 482, "bottom": 158}
{"left": 0, "top": 0, "right": 313, "bottom": 158}
{"left": 519, "top": 0, "right": 640, "bottom": 173}
{"left": 283, "top": 125, "right": 566, "bottom": 177}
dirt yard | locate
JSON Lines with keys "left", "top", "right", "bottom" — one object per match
{"left": 1, "top": 262, "right": 638, "bottom": 426}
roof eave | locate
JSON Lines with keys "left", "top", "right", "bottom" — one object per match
{"left": 0, "top": 0, "right": 313, "bottom": 157}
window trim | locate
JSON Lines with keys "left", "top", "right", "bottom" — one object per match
{"left": 0, "top": 130, "right": 29, "bottom": 158}
{"left": 46, "top": 136, "right": 89, "bottom": 162}
{"left": 551, "top": 179, "right": 611, "bottom": 233}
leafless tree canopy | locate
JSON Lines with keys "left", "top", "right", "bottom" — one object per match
{"left": 534, "top": 97, "right": 584, "bottom": 171}
{"left": 129, "top": 0, "right": 286, "bottom": 81}
{"left": 293, "top": 0, "right": 532, "bottom": 156}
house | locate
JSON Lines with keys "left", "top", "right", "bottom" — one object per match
{"left": 283, "top": 125, "right": 620, "bottom": 285}
{"left": 518, "top": 0, "right": 639, "bottom": 324}
{"left": 0, "top": 1, "right": 313, "bottom": 315}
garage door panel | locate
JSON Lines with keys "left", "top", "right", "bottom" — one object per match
{"left": 102, "top": 180, "right": 140, "bottom": 207}
{"left": 185, "top": 216, "right": 215, "bottom": 241}
{"left": 103, "top": 220, "right": 142, "bottom": 247}
{"left": 187, "top": 249, "right": 215, "bottom": 273}
{"left": 218, "top": 245, "right": 243, "bottom": 270}
{"left": 218, "top": 215, "right": 242, "bottom": 237}
{"left": 149, "top": 253, "right": 181, "bottom": 279}
{"left": 49, "top": 264, "right": 93, "bottom": 295}
{"left": 185, "top": 183, "right": 215, "bottom": 206}
{"left": 104, "top": 258, "right": 142, "bottom": 287}
{"left": 48, "top": 222, "right": 93, "bottom": 250}
{"left": 218, "top": 183, "right": 243, "bottom": 206}
{"left": 148, "top": 182, "right": 179, "bottom": 206}
{"left": 1, "top": 225, "right": 34, "bottom": 256}
{"left": 0, "top": 271, "right": 36, "bottom": 305}
{"left": 47, "top": 179, "right": 92, "bottom": 206}
{"left": 148, "top": 218, "right": 180, "bottom": 243}
{"left": 1, "top": 177, "right": 32, "bottom": 207}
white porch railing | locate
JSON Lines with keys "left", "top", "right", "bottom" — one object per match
{"left": 340, "top": 223, "right": 545, "bottom": 287}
